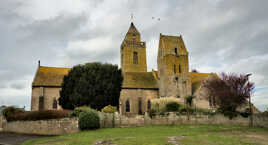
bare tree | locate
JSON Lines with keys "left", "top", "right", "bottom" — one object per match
{"left": 203, "top": 73, "right": 255, "bottom": 118}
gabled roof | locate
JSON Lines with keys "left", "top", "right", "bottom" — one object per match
{"left": 189, "top": 72, "right": 214, "bottom": 93}
{"left": 122, "top": 72, "right": 158, "bottom": 89}
{"left": 32, "top": 66, "right": 70, "bottom": 87}
{"left": 190, "top": 72, "right": 212, "bottom": 83}
{"left": 32, "top": 66, "right": 158, "bottom": 89}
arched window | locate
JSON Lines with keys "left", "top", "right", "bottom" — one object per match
{"left": 125, "top": 100, "right": 130, "bottom": 112}
{"left": 174, "top": 64, "right": 176, "bottom": 74}
{"left": 133, "top": 52, "right": 138, "bottom": 64}
{"left": 53, "top": 98, "right": 57, "bottom": 109}
{"left": 179, "top": 64, "right": 182, "bottom": 73}
{"left": 39, "top": 96, "right": 44, "bottom": 110}
{"left": 147, "top": 100, "right": 151, "bottom": 111}
{"left": 175, "top": 48, "right": 178, "bottom": 55}
{"left": 138, "top": 98, "right": 142, "bottom": 115}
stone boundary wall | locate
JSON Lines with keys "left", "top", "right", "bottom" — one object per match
{"left": 99, "top": 112, "right": 268, "bottom": 128}
{"left": 2, "top": 118, "right": 79, "bottom": 135}
{"left": 114, "top": 113, "right": 268, "bottom": 128}
{"left": 0, "top": 116, "right": 3, "bottom": 131}
{"left": 2, "top": 113, "right": 268, "bottom": 135}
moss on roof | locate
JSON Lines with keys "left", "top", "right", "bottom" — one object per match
{"left": 32, "top": 65, "right": 213, "bottom": 91}
{"left": 122, "top": 72, "right": 158, "bottom": 89}
{"left": 32, "top": 66, "right": 70, "bottom": 87}
{"left": 190, "top": 72, "right": 214, "bottom": 93}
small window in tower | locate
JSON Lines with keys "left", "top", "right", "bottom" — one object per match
{"left": 179, "top": 65, "right": 182, "bottom": 73}
{"left": 175, "top": 48, "right": 178, "bottom": 55}
{"left": 174, "top": 64, "right": 176, "bottom": 74}
{"left": 53, "top": 98, "right": 57, "bottom": 109}
{"left": 39, "top": 96, "right": 44, "bottom": 110}
{"left": 133, "top": 52, "right": 138, "bottom": 64}
{"left": 126, "top": 100, "right": 130, "bottom": 112}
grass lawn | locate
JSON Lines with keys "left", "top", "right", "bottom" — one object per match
{"left": 23, "top": 125, "right": 268, "bottom": 145}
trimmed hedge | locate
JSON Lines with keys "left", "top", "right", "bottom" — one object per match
{"left": 79, "top": 110, "right": 100, "bottom": 130}
{"left": 2, "top": 106, "right": 24, "bottom": 119}
{"left": 6, "top": 110, "right": 71, "bottom": 122}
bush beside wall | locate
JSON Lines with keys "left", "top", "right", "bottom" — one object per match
{"left": 6, "top": 110, "right": 71, "bottom": 122}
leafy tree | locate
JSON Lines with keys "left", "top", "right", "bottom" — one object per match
{"left": 59, "top": 62, "right": 123, "bottom": 110}
{"left": 203, "top": 73, "right": 254, "bottom": 119}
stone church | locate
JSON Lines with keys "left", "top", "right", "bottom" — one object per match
{"left": 31, "top": 22, "right": 214, "bottom": 115}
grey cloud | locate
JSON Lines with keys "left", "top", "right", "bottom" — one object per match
{"left": 10, "top": 83, "right": 25, "bottom": 90}
{"left": 0, "top": 0, "right": 267, "bottom": 111}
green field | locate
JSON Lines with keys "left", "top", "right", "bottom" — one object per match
{"left": 23, "top": 125, "right": 268, "bottom": 145}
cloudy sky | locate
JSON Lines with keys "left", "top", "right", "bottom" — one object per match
{"left": 0, "top": 0, "right": 267, "bottom": 111}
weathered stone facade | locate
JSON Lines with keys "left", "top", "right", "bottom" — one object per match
{"left": 31, "top": 87, "right": 62, "bottom": 111}
{"left": 119, "top": 89, "right": 158, "bottom": 116}
{"left": 157, "top": 34, "right": 192, "bottom": 98}
{"left": 30, "top": 22, "right": 216, "bottom": 114}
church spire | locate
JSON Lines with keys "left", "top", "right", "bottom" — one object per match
{"left": 125, "top": 22, "right": 141, "bottom": 42}
{"left": 121, "top": 22, "right": 147, "bottom": 72}
{"left": 127, "top": 22, "right": 140, "bottom": 34}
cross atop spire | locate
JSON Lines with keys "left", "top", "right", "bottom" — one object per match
{"left": 131, "top": 13, "right": 134, "bottom": 21}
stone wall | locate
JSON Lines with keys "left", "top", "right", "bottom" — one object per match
{"left": 0, "top": 116, "right": 3, "bottom": 131}
{"left": 2, "top": 113, "right": 268, "bottom": 135}
{"left": 3, "top": 118, "right": 79, "bottom": 135}
{"left": 109, "top": 113, "right": 268, "bottom": 128}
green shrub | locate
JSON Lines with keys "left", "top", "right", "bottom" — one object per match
{"left": 166, "top": 102, "right": 180, "bottom": 112}
{"left": 101, "top": 105, "right": 117, "bottom": 113}
{"left": 179, "top": 107, "right": 194, "bottom": 114}
{"left": 151, "top": 97, "right": 181, "bottom": 112}
{"left": 73, "top": 106, "right": 96, "bottom": 117}
{"left": 2, "top": 106, "right": 24, "bottom": 119}
{"left": 217, "top": 107, "right": 238, "bottom": 119}
{"left": 78, "top": 110, "right": 100, "bottom": 130}
{"left": 6, "top": 110, "right": 71, "bottom": 122}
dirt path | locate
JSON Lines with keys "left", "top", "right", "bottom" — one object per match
{"left": 0, "top": 132, "right": 49, "bottom": 145}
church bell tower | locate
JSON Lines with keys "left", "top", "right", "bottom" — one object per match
{"left": 120, "top": 22, "right": 147, "bottom": 72}
{"left": 157, "top": 34, "right": 192, "bottom": 98}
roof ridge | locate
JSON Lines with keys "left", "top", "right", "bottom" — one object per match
{"left": 39, "top": 65, "right": 71, "bottom": 69}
